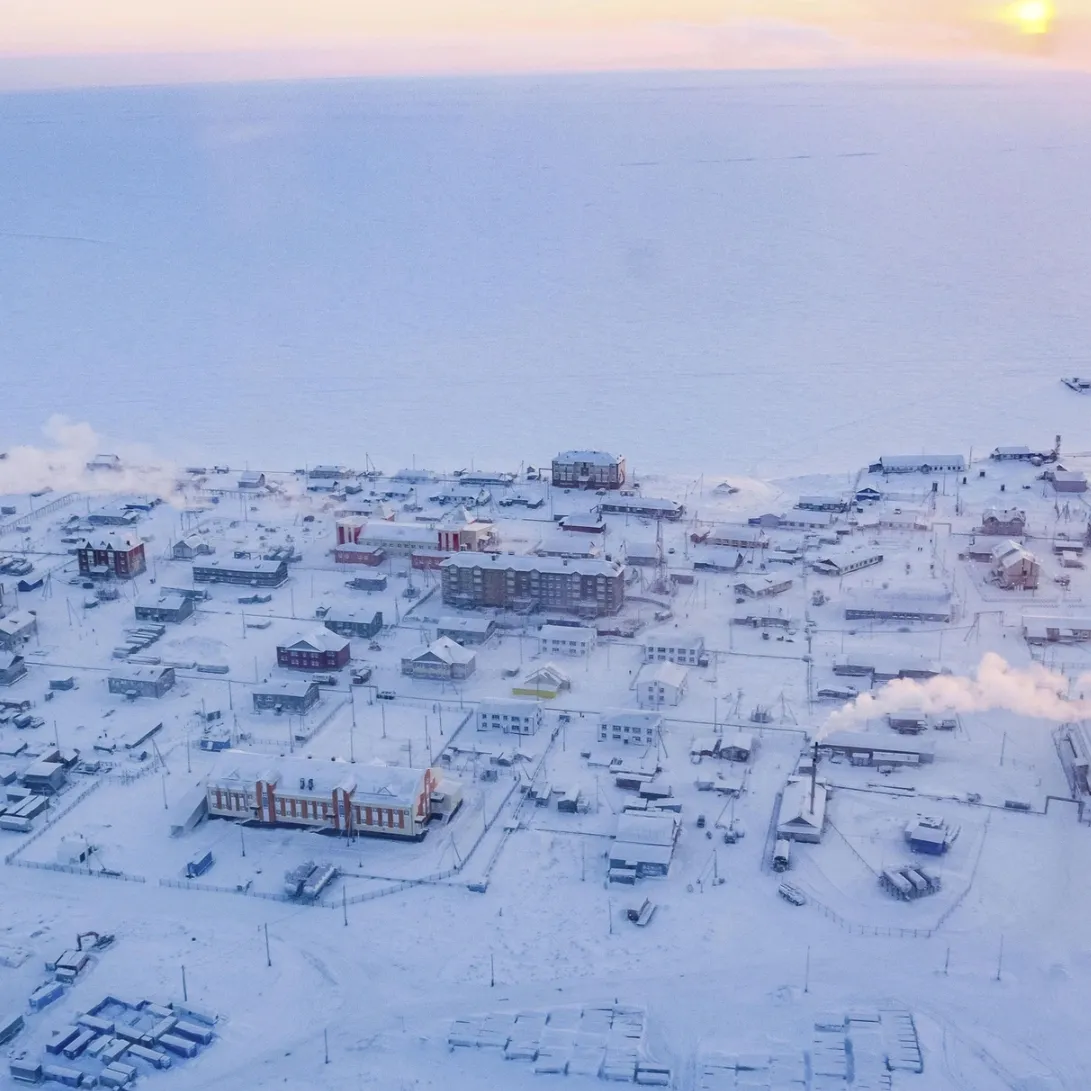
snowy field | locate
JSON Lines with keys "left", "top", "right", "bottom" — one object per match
{"left": 3, "top": 66, "right": 1091, "bottom": 476}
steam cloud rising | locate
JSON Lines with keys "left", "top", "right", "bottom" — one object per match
{"left": 0, "top": 417, "right": 180, "bottom": 500}
{"left": 825, "top": 652, "right": 1091, "bottom": 732}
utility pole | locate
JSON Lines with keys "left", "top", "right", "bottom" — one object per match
{"left": 324, "top": 1028, "right": 329, "bottom": 1065}
{"left": 161, "top": 774, "right": 168, "bottom": 811}
{"left": 804, "top": 946, "right": 811, "bottom": 994}
{"left": 181, "top": 964, "right": 188, "bottom": 1002}
{"left": 342, "top": 886, "right": 348, "bottom": 927}
{"left": 995, "top": 934, "right": 1004, "bottom": 981}
{"left": 240, "top": 826, "right": 246, "bottom": 857}
{"left": 490, "top": 953, "right": 495, "bottom": 988}
{"left": 264, "top": 923, "right": 272, "bottom": 968}
{"left": 349, "top": 690, "right": 356, "bottom": 763}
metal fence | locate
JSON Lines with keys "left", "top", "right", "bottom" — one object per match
{"left": 3, "top": 778, "right": 105, "bottom": 865}
{"left": 8, "top": 858, "right": 146, "bottom": 884}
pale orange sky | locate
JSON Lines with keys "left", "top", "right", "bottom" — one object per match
{"left": 0, "top": 1, "right": 1085, "bottom": 88}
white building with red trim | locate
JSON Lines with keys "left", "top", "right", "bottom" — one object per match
{"left": 205, "top": 750, "right": 441, "bottom": 840}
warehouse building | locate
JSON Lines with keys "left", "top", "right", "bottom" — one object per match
{"left": 193, "top": 557, "right": 288, "bottom": 587}
{"left": 776, "top": 776, "right": 829, "bottom": 843}
{"left": 205, "top": 749, "right": 442, "bottom": 840}
{"left": 441, "top": 553, "right": 625, "bottom": 617}
{"left": 818, "top": 731, "right": 935, "bottom": 766}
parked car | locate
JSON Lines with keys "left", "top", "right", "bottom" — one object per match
{"left": 778, "top": 882, "right": 807, "bottom": 906}
{"left": 376, "top": 690, "right": 396, "bottom": 700}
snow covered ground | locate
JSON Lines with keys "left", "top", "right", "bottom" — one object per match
{"left": 3, "top": 66, "right": 1091, "bottom": 475}
{"left": 1, "top": 451, "right": 1091, "bottom": 1088}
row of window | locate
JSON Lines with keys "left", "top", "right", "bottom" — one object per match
{"left": 214, "top": 788, "right": 410, "bottom": 829}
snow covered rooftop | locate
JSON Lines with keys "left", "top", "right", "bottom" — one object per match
{"left": 554, "top": 450, "right": 621, "bottom": 465}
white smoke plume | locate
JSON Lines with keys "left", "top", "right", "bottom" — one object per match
{"left": 0, "top": 416, "right": 181, "bottom": 501}
{"left": 824, "top": 652, "right": 1091, "bottom": 732}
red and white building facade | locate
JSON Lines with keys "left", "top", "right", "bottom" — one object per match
{"left": 206, "top": 750, "right": 440, "bottom": 840}
{"left": 77, "top": 534, "right": 147, "bottom": 580}
{"left": 334, "top": 519, "right": 495, "bottom": 565}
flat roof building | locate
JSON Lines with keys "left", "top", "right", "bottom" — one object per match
{"left": 193, "top": 557, "right": 288, "bottom": 587}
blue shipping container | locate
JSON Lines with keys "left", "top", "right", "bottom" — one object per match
{"left": 185, "top": 851, "right": 214, "bottom": 878}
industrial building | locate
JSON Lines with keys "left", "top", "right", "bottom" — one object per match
{"left": 237, "top": 471, "right": 266, "bottom": 489}
{"left": 77, "top": 535, "right": 147, "bottom": 580}
{"left": 401, "top": 637, "right": 476, "bottom": 681}
{"left": 252, "top": 679, "right": 321, "bottom": 715}
{"left": 107, "top": 666, "right": 176, "bottom": 699}
{"left": 551, "top": 450, "right": 626, "bottom": 490}
{"left": 276, "top": 631, "right": 351, "bottom": 671}
{"left": 192, "top": 557, "right": 288, "bottom": 587}
{"left": 476, "top": 698, "right": 543, "bottom": 736}
{"left": 818, "top": 731, "right": 935, "bottom": 765}
{"left": 205, "top": 749, "right": 443, "bottom": 840}
{"left": 440, "top": 553, "right": 625, "bottom": 617}
{"left": 775, "top": 777, "right": 829, "bottom": 843}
